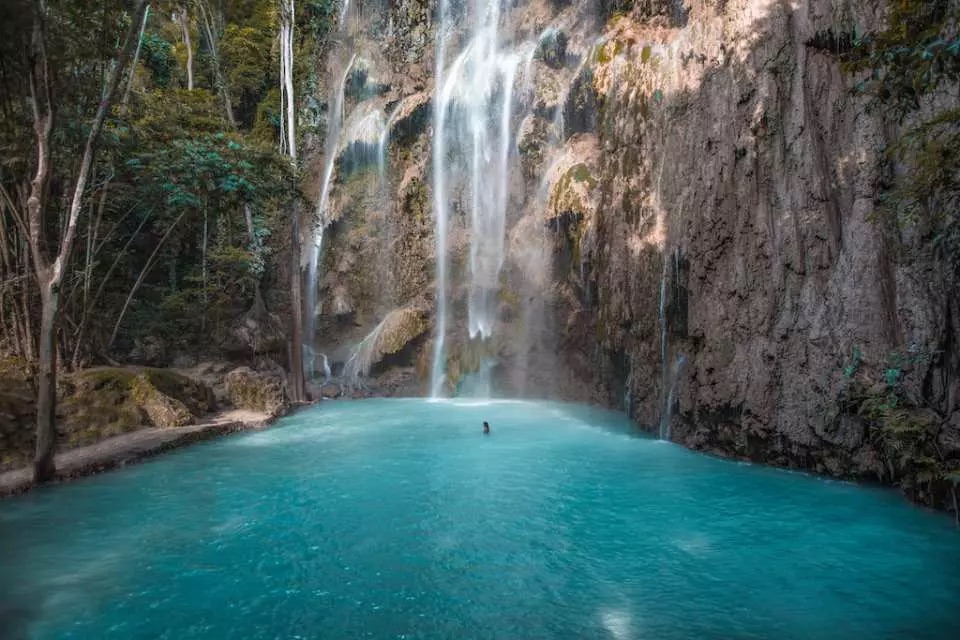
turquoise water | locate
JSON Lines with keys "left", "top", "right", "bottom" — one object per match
{"left": 1, "top": 399, "right": 959, "bottom": 639}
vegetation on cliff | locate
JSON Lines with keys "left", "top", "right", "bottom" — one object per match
{"left": 842, "top": 0, "right": 960, "bottom": 514}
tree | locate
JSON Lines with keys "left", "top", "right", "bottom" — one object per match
{"left": 24, "top": 0, "right": 149, "bottom": 482}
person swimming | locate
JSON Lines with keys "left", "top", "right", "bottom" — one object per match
{"left": 482, "top": 421, "right": 490, "bottom": 435}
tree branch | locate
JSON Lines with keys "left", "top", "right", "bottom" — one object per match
{"left": 52, "top": 0, "right": 150, "bottom": 286}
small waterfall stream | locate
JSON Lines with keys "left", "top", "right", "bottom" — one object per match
{"left": 658, "top": 249, "right": 684, "bottom": 440}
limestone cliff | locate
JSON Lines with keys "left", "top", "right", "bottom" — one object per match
{"left": 303, "top": 0, "right": 959, "bottom": 509}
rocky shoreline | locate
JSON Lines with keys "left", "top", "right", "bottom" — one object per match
{"left": 0, "top": 409, "right": 278, "bottom": 499}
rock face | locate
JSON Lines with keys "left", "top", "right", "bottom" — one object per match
{"left": 0, "top": 367, "right": 217, "bottom": 471}
{"left": 304, "top": 0, "right": 959, "bottom": 509}
{"left": 225, "top": 367, "right": 286, "bottom": 416}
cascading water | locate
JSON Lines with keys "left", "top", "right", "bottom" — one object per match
{"left": 304, "top": 39, "right": 357, "bottom": 367}
{"left": 378, "top": 104, "right": 402, "bottom": 186}
{"left": 658, "top": 248, "right": 684, "bottom": 439}
{"left": 429, "top": 0, "right": 451, "bottom": 398}
{"left": 430, "top": 0, "right": 526, "bottom": 396}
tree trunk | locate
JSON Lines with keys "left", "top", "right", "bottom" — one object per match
{"left": 243, "top": 202, "right": 266, "bottom": 308}
{"left": 34, "top": 281, "right": 58, "bottom": 481}
{"left": 122, "top": 4, "right": 151, "bottom": 106}
{"left": 195, "top": 0, "right": 234, "bottom": 126}
{"left": 26, "top": 0, "right": 149, "bottom": 483}
{"left": 179, "top": 6, "right": 193, "bottom": 90}
{"left": 107, "top": 209, "right": 187, "bottom": 351}
{"left": 21, "top": 239, "right": 34, "bottom": 362}
{"left": 71, "top": 206, "right": 153, "bottom": 369}
{"left": 201, "top": 205, "right": 208, "bottom": 332}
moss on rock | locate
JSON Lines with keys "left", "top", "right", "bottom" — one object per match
{"left": 59, "top": 368, "right": 212, "bottom": 442}
{"left": 131, "top": 373, "right": 194, "bottom": 428}
{"left": 225, "top": 367, "right": 285, "bottom": 415}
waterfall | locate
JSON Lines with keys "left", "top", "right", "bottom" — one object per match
{"left": 431, "top": 0, "right": 525, "bottom": 396}
{"left": 660, "top": 356, "right": 687, "bottom": 440}
{"left": 658, "top": 249, "right": 685, "bottom": 439}
{"left": 321, "top": 353, "right": 332, "bottom": 384}
{"left": 429, "top": 0, "right": 450, "bottom": 398}
{"left": 378, "top": 103, "right": 402, "bottom": 188}
{"left": 657, "top": 253, "right": 669, "bottom": 439}
{"left": 304, "top": 43, "right": 357, "bottom": 366}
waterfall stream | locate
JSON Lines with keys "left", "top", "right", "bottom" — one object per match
{"left": 305, "top": 38, "right": 357, "bottom": 366}
{"left": 429, "top": 0, "right": 451, "bottom": 398}
{"left": 430, "top": 0, "right": 529, "bottom": 396}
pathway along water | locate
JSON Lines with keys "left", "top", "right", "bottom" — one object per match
{"left": 1, "top": 399, "right": 959, "bottom": 638}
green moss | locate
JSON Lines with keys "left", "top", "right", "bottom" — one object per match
{"left": 226, "top": 368, "right": 284, "bottom": 414}
{"left": 402, "top": 177, "right": 429, "bottom": 223}
{"left": 58, "top": 367, "right": 208, "bottom": 442}
{"left": 641, "top": 45, "right": 652, "bottom": 64}
{"left": 550, "top": 163, "right": 597, "bottom": 216}
{"left": 571, "top": 163, "right": 597, "bottom": 187}
{"left": 61, "top": 369, "right": 145, "bottom": 444}
{"left": 0, "top": 356, "right": 31, "bottom": 381}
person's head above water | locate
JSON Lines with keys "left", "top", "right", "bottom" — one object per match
{"left": 482, "top": 421, "right": 490, "bottom": 433}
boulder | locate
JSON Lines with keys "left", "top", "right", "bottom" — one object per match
{"left": 225, "top": 367, "right": 286, "bottom": 415}
{"left": 131, "top": 373, "right": 193, "bottom": 428}
{"left": 60, "top": 368, "right": 214, "bottom": 444}
{"left": 180, "top": 361, "right": 235, "bottom": 406}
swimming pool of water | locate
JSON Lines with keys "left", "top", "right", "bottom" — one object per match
{"left": 1, "top": 399, "right": 959, "bottom": 639}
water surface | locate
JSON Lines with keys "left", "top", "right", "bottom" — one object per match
{"left": 1, "top": 399, "right": 958, "bottom": 639}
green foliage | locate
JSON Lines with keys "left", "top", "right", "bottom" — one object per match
{"left": 0, "top": 0, "right": 312, "bottom": 365}
{"left": 848, "top": 1, "right": 960, "bottom": 275}
{"left": 142, "top": 32, "right": 176, "bottom": 88}
{"left": 302, "top": 0, "right": 339, "bottom": 40}
{"left": 847, "top": 1, "right": 960, "bottom": 115}
{"left": 841, "top": 345, "right": 955, "bottom": 505}
{"left": 843, "top": 345, "right": 863, "bottom": 379}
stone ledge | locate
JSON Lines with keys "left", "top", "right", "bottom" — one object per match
{"left": 0, "top": 410, "right": 276, "bottom": 499}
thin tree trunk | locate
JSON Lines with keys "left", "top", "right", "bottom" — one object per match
{"left": 33, "top": 282, "right": 58, "bottom": 481}
{"left": 20, "top": 238, "right": 34, "bottom": 361}
{"left": 179, "top": 6, "right": 193, "bottom": 90}
{"left": 26, "top": 0, "right": 149, "bottom": 483}
{"left": 243, "top": 202, "right": 265, "bottom": 308}
{"left": 201, "top": 206, "right": 208, "bottom": 332}
{"left": 71, "top": 207, "right": 154, "bottom": 369}
{"left": 107, "top": 209, "right": 187, "bottom": 351}
{"left": 121, "top": 4, "right": 150, "bottom": 106}
{"left": 194, "top": 0, "right": 234, "bottom": 126}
